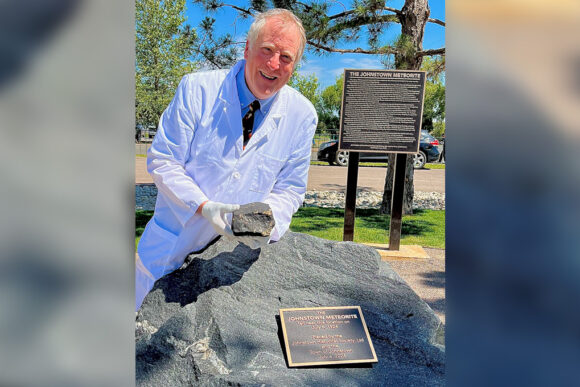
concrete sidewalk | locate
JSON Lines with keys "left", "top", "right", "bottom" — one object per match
{"left": 386, "top": 248, "right": 445, "bottom": 324}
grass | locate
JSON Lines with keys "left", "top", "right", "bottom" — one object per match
{"left": 290, "top": 207, "right": 445, "bottom": 248}
{"left": 135, "top": 208, "right": 445, "bottom": 249}
{"left": 425, "top": 163, "right": 445, "bottom": 169}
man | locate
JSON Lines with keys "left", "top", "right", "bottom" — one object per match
{"left": 136, "top": 9, "right": 318, "bottom": 310}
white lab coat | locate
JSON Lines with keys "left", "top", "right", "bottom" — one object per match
{"left": 136, "top": 61, "right": 318, "bottom": 310}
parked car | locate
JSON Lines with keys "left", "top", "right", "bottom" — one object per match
{"left": 136, "top": 125, "right": 157, "bottom": 142}
{"left": 135, "top": 124, "right": 143, "bottom": 142}
{"left": 317, "top": 130, "right": 441, "bottom": 169}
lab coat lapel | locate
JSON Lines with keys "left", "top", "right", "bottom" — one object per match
{"left": 217, "top": 62, "right": 245, "bottom": 155}
{"left": 244, "top": 89, "right": 287, "bottom": 151}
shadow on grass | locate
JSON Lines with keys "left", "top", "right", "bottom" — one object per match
{"left": 290, "top": 207, "right": 344, "bottom": 233}
{"left": 359, "top": 209, "right": 436, "bottom": 237}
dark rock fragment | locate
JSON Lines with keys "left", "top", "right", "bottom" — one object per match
{"left": 231, "top": 202, "right": 275, "bottom": 237}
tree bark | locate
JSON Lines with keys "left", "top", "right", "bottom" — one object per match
{"left": 380, "top": 0, "right": 429, "bottom": 215}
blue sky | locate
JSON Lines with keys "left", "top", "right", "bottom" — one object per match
{"left": 185, "top": 1, "right": 445, "bottom": 89}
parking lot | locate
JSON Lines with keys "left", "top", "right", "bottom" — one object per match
{"left": 136, "top": 152, "right": 444, "bottom": 193}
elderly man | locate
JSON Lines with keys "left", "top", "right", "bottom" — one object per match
{"left": 136, "top": 9, "right": 318, "bottom": 310}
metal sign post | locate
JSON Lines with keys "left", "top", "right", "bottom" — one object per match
{"left": 338, "top": 69, "right": 426, "bottom": 248}
{"left": 343, "top": 152, "right": 360, "bottom": 241}
{"left": 388, "top": 153, "right": 407, "bottom": 250}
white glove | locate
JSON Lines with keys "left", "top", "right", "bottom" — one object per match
{"left": 200, "top": 201, "right": 240, "bottom": 237}
{"left": 236, "top": 235, "right": 270, "bottom": 249}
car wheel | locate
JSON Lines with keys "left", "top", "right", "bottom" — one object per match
{"left": 413, "top": 151, "right": 427, "bottom": 169}
{"left": 335, "top": 151, "right": 349, "bottom": 166}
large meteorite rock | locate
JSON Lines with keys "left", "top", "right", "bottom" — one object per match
{"left": 136, "top": 232, "right": 445, "bottom": 386}
{"left": 231, "top": 202, "right": 275, "bottom": 237}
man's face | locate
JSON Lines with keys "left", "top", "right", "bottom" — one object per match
{"left": 244, "top": 17, "right": 301, "bottom": 100}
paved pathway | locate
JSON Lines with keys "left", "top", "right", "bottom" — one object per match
{"left": 136, "top": 157, "right": 445, "bottom": 193}
{"left": 387, "top": 249, "right": 445, "bottom": 324}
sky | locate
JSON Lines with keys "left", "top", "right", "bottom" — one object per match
{"left": 185, "top": 0, "right": 445, "bottom": 89}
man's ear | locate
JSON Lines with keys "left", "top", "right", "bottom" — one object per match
{"left": 244, "top": 40, "right": 250, "bottom": 60}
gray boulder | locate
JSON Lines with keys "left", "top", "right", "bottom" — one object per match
{"left": 136, "top": 232, "right": 445, "bottom": 386}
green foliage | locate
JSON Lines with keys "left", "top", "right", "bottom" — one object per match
{"left": 288, "top": 71, "right": 338, "bottom": 131}
{"left": 288, "top": 71, "right": 321, "bottom": 109}
{"left": 321, "top": 74, "right": 343, "bottom": 115}
{"left": 136, "top": 0, "right": 198, "bottom": 127}
{"left": 393, "top": 34, "right": 417, "bottom": 69}
{"left": 431, "top": 121, "right": 445, "bottom": 138}
{"left": 196, "top": 16, "right": 239, "bottom": 68}
{"left": 421, "top": 57, "right": 445, "bottom": 132}
{"left": 317, "top": 74, "right": 343, "bottom": 131}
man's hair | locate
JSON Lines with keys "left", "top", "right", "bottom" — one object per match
{"left": 247, "top": 9, "right": 306, "bottom": 66}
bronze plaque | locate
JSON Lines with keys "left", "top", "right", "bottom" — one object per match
{"left": 279, "top": 306, "right": 378, "bottom": 367}
{"left": 339, "top": 69, "right": 426, "bottom": 154}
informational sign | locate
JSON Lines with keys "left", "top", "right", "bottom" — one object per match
{"left": 339, "top": 69, "right": 426, "bottom": 153}
{"left": 279, "top": 306, "right": 378, "bottom": 367}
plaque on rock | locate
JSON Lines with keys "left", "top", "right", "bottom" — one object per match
{"left": 280, "top": 306, "right": 378, "bottom": 367}
{"left": 231, "top": 202, "right": 275, "bottom": 237}
{"left": 339, "top": 69, "right": 426, "bottom": 154}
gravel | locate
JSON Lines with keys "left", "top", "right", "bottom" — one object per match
{"left": 136, "top": 184, "right": 445, "bottom": 211}
{"left": 303, "top": 190, "right": 445, "bottom": 211}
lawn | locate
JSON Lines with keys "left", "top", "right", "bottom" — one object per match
{"left": 136, "top": 207, "right": 445, "bottom": 249}
{"left": 290, "top": 207, "right": 444, "bottom": 248}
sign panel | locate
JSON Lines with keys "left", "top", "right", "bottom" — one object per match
{"left": 339, "top": 69, "right": 426, "bottom": 154}
{"left": 279, "top": 306, "right": 378, "bottom": 367}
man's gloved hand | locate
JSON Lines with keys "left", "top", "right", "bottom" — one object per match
{"left": 236, "top": 235, "right": 270, "bottom": 249}
{"left": 200, "top": 201, "right": 240, "bottom": 236}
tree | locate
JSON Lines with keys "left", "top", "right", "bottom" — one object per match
{"left": 192, "top": 0, "right": 444, "bottom": 213}
{"left": 136, "top": 0, "right": 198, "bottom": 128}
{"left": 318, "top": 74, "right": 343, "bottom": 133}
{"left": 288, "top": 71, "right": 321, "bottom": 110}
{"left": 420, "top": 56, "right": 445, "bottom": 132}
{"left": 380, "top": 0, "right": 440, "bottom": 215}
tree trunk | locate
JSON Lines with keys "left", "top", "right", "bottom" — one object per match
{"left": 380, "top": 0, "right": 429, "bottom": 215}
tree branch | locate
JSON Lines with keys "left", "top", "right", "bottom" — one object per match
{"left": 328, "top": 10, "right": 355, "bottom": 20}
{"left": 221, "top": 3, "right": 254, "bottom": 17}
{"left": 416, "top": 48, "right": 445, "bottom": 57}
{"left": 326, "top": 7, "right": 443, "bottom": 27}
{"left": 307, "top": 40, "right": 397, "bottom": 55}
{"left": 428, "top": 17, "right": 445, "bottom": 27}
{"left": 322, "top": 13, "right": 399, "bottom": 38}
{"left": 307, "top": 40, "right": 444, "bottom": 58}
{"left": 382, "top": 6, "right": 402, "bottom": 16}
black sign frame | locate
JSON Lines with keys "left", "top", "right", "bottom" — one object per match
{"left": 338, "top": 69, "right": 427, "bottom": 154}
{"left": 279, "top": 306, "right": 378, "bottom": 367}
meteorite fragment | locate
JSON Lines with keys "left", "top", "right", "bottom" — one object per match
{"left": 231, "top": 202, "right": 275, "bottom": 237}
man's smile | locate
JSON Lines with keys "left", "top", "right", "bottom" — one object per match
{"left": 260, "top": 71, "right": 277, "bottom": 81}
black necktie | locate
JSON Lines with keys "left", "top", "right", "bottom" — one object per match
{"left": 242, "top": 100, "right": 260, "bottom": 149}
